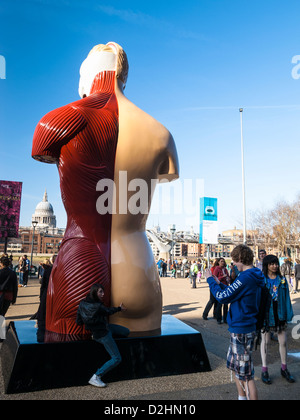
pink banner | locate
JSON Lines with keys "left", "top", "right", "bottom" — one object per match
{"left": 0, "top": 180, "right": 23, "bottom": 238}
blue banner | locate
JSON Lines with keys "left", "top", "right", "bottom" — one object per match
{"left": 200, "top": 197, "right": 218, "bottom": 244}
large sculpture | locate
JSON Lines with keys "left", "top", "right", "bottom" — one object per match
{"left": 32, "top": 42, "right": 179, "bottom": 338}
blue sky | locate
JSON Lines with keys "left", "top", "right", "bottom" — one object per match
{"left": 1, "top": 0, "right": 300, "bottom": 234}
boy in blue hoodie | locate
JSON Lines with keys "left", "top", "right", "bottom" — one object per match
{"left": 205, "top": 245, "right": 265, "bottom": 400}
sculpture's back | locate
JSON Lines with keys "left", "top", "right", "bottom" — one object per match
{"left": 32, "top": 45, "right": 121, "bottom": 338}
{"left": 32, "top": 42, "right": 179, "bottom": 339}
{"left": 110, "top": 89, "right": 179, "bottom": 334}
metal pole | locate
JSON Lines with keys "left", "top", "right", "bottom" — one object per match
{"left": 30, "top": 221, "right": 38, "bottom": 278}
{"left": 4, "top": 237, "right": 8, "bottom": 254}
{"left": 207, "top": 244, "right": 210, "bottom": 268}
{"left": 240, "top": 108, "right": 247, "bottom": 244}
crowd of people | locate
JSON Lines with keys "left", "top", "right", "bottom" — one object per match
{"left": 156, "top": 258, "right": 207, "bottom": 282}
{"left": 156, "top": 252, "right": 300, "bottom": 294}
{"left": 0, "top": 253, "right": 57, "bottom": 338}
{"left": 0, "top": 248, "right": 297, "bottom": 396}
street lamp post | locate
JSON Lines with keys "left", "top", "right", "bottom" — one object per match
{"left": 170, "top": 224, "right": 176, "bottom": 265}
{"left": 30, "top": 220, "right": 38, "bottom": 278}
{"left": 239, "top": 108, "right": 247, "bottom": 245}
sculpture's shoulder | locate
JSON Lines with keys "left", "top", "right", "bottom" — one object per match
{"left": 117, "top": 94, "right": 179, "bottom": 180}
{"left": 32, "top": 100, "right": 87, "bottom": 163}
{"left": 118, "top": 95, "right": 173, "bottom": 147}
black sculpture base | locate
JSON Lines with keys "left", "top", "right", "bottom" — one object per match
{"left": 1, "top": 315, "right": 211, "bottom": 394}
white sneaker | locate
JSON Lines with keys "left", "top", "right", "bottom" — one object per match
{"left": 88, "top": 374, "right": 106, "bottom": 388}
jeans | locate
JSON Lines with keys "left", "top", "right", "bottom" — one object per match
{"left": 19, "top": 272, "right": 23, "bottom": 286}
{"left": 94, "top": 324, "right": 129, "bottom": 378}
{"left": 192, "top": 274, "right": 197, "bottom": 288}
{"left": 23, "top": 271, "right": 29, "bottom": 286}
{"left": 203, "top": 292, "right": 221, "bottom": 322}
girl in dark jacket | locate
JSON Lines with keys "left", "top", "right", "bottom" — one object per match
{"left": 260, "top": 255, "right": 295, "bottom": 385}
{"left": 76, "top": 283, "right": 129, "bottom": 388}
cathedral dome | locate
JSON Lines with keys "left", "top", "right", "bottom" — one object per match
{"left": 35, "top": 200, "right": 54, "bottom": 214}
{"left": 32, "top": 190, "right": 56, "bottom": 229}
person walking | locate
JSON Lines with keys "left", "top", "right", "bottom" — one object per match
{"left": 203, "top": 259, "right": 221, "bottom": 322}
{"left": 21, "top": 255, "right": 30, "bottom": 288}
{"left": 294, "top": 259, "right": 300, "bottom": 294}
{"left": 214, "top": 258, "right": 231, "bottom": 324}
{"left": 260, "top": 255, "right": 295, "bottom": 385}
{"left": 76, "top": 283, "right": 129, "bottom": 388}
{"left": 190, "top": 261, "right": 198, "bottom": 288}
{"left": 256, "top": 249, "right": 267, "bottom": 271}
{"left": 36, "top": 259, "right": 53, "bottom": 330}
{"left": 157, "top": 259, "right": 163, "bottom": 277}
{"left": 18, "top": 256, "right": 24, "bottom": 287}
{"left": 205, "top": 245, "right": 265, "bottom": 400}
{"left": 171, "top": 261, "right": 177, "bottom": 278}
{"left": 281, "top": 258, "right": 293, "bottom": 293}
{"left": 0, "top": 255, "right": 18, "bottom": 321}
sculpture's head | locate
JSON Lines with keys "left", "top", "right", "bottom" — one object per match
{"left": 78, "top": 42, "right": 129, "bottom": 98}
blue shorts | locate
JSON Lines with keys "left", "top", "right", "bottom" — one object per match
{"left": 227, "top": 332, "right": 256, "bottom": 381}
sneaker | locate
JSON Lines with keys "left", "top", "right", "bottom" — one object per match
{"left": 281, "top": 369, "right": 295, "bottom": 383}
{"left": 88, "top": 374, "right": 106, "bottom": 388}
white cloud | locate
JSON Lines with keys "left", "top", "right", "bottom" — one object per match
{"left": 97, "top": 4, "right": 206, "bottom": 41}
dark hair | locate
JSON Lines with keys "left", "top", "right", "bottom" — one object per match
{"left": 231, "top": 245, "right": 254, "bottom": 266}
{"left": 0, "top": 256, "right": 10, "bottom": 267}
{"left": 213, "top": 258, "right": 220, "bottom": 267}
{"left": 88, "top": 283, "right": 105, "bottom": 302}
{"left": 262, "top": 255, "right": 282, "bottom": 279}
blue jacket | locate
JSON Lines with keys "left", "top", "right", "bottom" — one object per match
{"left": 207, "top": 267, "right": 265, "bottom": 334}
{"left": 264, "top": 276, "right": 294, "bottom": 326}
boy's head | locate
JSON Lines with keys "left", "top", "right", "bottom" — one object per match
{"left": 0, "top": 256, "right": 10, "bottom": 268}
{"left": 231, "top": 245, "right": 254, "bottom": 270}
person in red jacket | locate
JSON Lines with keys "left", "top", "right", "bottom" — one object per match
{"left": 214, "top": 258, "right": 232, "bottom": 324}
{"left": 203, "top": 259, "right": 221, "bottom": 322}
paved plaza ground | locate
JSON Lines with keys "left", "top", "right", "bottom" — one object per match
{"left": 1, "top": 275, "right": 300, "bottom": 400}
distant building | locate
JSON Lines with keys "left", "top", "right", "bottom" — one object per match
{"left": 146, "top": 226, "right": 230, "bottom": 260}
{"left": 1, "top": 190, "right": 286, "bottom": 260}
{"left": 1, "top": 190, "right": 65, "bottom": 254}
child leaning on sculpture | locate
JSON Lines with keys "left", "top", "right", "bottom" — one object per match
{"left": 76, "top": 283, "right": 129, "bottom": 388}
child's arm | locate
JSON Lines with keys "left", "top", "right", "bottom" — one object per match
{"left": 207, "top": 275, "right": 245, "bottom": 304}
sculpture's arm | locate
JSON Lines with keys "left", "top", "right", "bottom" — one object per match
{"left": 157, "top": 133, "right": 180, "bottom": 183}
{"left": 32, "top": 105, "right": 87, "bottom": 163}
